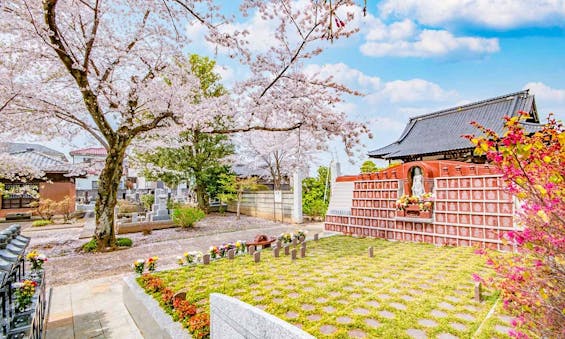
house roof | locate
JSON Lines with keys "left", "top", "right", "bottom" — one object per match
{"left": 1, "top": 142, "right": 82, "bottom": 176}
{"left": 0, "top": 142, "right": 67, "bottom": 162}
{"left": 368, "top": 90, "right": 542, "bottom": 160}
{"left": 70, "top": 147, "right": 107, "bottom": 156}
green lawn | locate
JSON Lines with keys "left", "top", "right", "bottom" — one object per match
{"left": 148, "top": 236, "right": 513, "bottom": 338}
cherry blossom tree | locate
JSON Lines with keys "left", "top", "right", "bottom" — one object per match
{"left": 1, "top": 0, "right": 368, "bottom": 249}
{"left": 470, "top": 113, "right": 564, "bottom": 338}
{"left": 233, "top": 129, "right": 321, "bottom": 190}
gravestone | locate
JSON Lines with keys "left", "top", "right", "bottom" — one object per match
{"left": 474, "top": 282, "right": 482, "bottom": 302}
{"left": 368, "top": 246, "right": 374, "bottom": 258}
{"left": 292, "top": 238, "right": 297, "bottom": 246}
{"left": 291, "top": 249, "right": 297, "bottom": 261}
{"left": 254, "top": 251, "right": 261, "bottom": 263}
{"left": 284, "top": 246, "right": 290, "bottom": 256}
{"left": 227, "top": 249, "right": 235, "bottom": 260}
{"left": 273, "top": 247, "right": 280, "bottom": 258}
{"left": 314, "top": 233, "right": 319, "bottom": 241}
{"left": 249, "top": 245, "right": 256, "bottom": 255}
{"left": 300, "top": 246, "right": 306, "bottom": 258}
{"left": 203, "top": 254, "right": 210, "bottom": 265}
{"left": 276, "top": 240, "right": 282, "bottom": 248}
{"left": 151, "top": 188, "right": 170, "bottom": 221}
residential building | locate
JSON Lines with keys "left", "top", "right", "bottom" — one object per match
{"left": 0, "top": 142, "right": 81, "bottom": 218}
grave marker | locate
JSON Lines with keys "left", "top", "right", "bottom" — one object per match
{"left": 203, "top": 254, "right": 210, "bottom": 265}
{"left": 474, "top": 282, "right": 482, "bottom": 302}
{"left": 368, "top": 246, "right": 374, "bottom": 258}
{"left": 254, "top": 251, "right": 261, "bottom": 263}
{"left": 249, "top": 245, "right": 256, "bottom": 255}
{"left": 314, "top": 233, "right": 319, "bottom": 241}
{"left": 227, "top": 249, "right": 235, "bottom": 260}
{"left": 284, "top": 246, "right": 290, "bottom": 256}
{"left": 273, "top": 247, "right": 280, "bottom": 258}
{"left": 291, "top": 249, "right": 297, "bottom": 261}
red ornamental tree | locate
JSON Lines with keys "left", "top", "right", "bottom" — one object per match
{"left": 0, "top": 1, "right": 368, "bottom": 249}
{"left": 470, "top": 112, "right": 564, "bottom": 338}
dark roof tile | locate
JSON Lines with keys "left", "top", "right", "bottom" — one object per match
{"left": 369, "top": 90, "right": 541, "bottom": 160}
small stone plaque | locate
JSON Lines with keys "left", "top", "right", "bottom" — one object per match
{"left": 368, "top": 246, "right": 374, "bottom": 258}
{"left": 291, "top": 249, "right": 297, "bottom": 261}
{"left": 273, "top": 246, "right": 280, "bottom": 257}
{"left": 254, "top": 251, "right": 260, "bottom": 263}
{"left": 173, "top": 291, "right": 186, "bottom": 302}
{"left": 314, "top": 233, "right": 319, "bottom": 241}
{"left": 227, "top": 249, "right": 235, "bottom": 260}
{"left": 203, "top": 254, "right": 210, "bottom": 265}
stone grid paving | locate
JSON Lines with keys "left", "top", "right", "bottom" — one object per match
{"left": 151, "top": 236, "right": 514, "bottom": 338}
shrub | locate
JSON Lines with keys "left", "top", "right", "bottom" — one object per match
{"left": 117, "top": 199, "right": 141, "bottom": 214}
{"left": 116, "top": 237, "right": 133, "bottom": 247}
{"left": 172, "top": 206, "right": 205, "bottom": 228}
{"left": 29, "top": 199, "right": 57, "bottom": 221}
{"left": 57, "top": 195, "right": 73, "bottom": 223}
{"left": 140, "top": 194, "right": 154, "bottom": 211}
{"left": 308, "top": 200, "right": 328, "bottom": 218}
{"left": 188, "top": 313, "right": 210, "bottom": 339}
{"left": 82, "top": 238, "right": 97, "bottom": 252}
{"left": 173, "top": 298, "right": 197, "bottom": 320}
{"left": 32, "top": 219, "right": 53, "bottom": 227}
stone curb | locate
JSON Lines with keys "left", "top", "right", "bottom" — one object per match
{"left": 122, "top": 275, "right": 191, "bottom": 339}
{"left": 210, "top": 293, "right": 315, "bottom": 339}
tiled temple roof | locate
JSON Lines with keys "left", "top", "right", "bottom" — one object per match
{"left": 368, "top": 90, "right": 542, "bottom": 160}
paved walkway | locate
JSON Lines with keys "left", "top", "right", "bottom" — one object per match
{"left": 46, "top": 276, "right": 142, "bottom": 339}
{"left": 45, "top": 223, "right": 326, "bottom": 338}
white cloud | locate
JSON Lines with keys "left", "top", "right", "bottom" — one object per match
{"left": 525, "top": 82, "right": 565, "bottom": 102}
{"left": 213, "top": 64, "right": 234, "bottom": 85}
{"left": 306, "top": 63, "right": 457, "bottom": 104}
{"left": 524, "top": 82, "right": 565, "bottom": 119}
{"left": 361, "top": 20, "right": 499, "bottom": 57}
{"left": 378, "top": 0, "right": 565, "bottom": 29}
{"left": 364, "top": 78, "right": 457, "bottom": 104}
{"left": 304, "top": 63, "right": 381, "bottom": 91}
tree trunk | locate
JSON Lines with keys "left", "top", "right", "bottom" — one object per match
{"left": 195, "top": 183, "right": 209, "bottom": 213}
{"left": 94, "top": 139, "right": 128, "bottom": 250}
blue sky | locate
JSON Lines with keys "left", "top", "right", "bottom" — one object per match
{"left": 189, "top": 1, "right": 565, "bottom": 174}
{"left": 30, "top": 1, "right": 565, "bottom": 175}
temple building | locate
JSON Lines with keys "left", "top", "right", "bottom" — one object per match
{"left": 325, "top": 90, "right": 544, "bottom": 250}
{"left": 368, "top": 90, "right": 540, "bottom": 163}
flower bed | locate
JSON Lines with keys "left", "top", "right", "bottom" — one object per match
{"left": 139, "top": 236, "right": 516, "bottom": 338}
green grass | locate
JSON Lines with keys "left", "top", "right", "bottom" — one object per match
{"left": 32, "top": 219, "right": 53, "bottom": 227}
{"left": 147, "top": 236, "right": 512, "bottom": 338}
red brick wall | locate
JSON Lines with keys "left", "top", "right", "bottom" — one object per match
{"left": 325, "top": 161, "right": 515, "bottom": 250}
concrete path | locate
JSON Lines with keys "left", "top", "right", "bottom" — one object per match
{"left": 45, "top": 223, "right": 326, "bottom": 338}
{"left": 46, "top": 275, "right": 142, "bottom": 339}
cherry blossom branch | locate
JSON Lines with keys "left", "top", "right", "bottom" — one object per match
{"left": 43, "top": 0, "right": 116, "bottom": 144}
{"left": 0, "top": 93, "right": 18, "bottom": 113}
{"left": 82, "top": 0, "right": 100, "bottom": 70}
{"left": 212, "top": 122, "right": 303, "bottom": 134}
{"left": 258, "top": 23, "right": 320, "bottom": 100}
